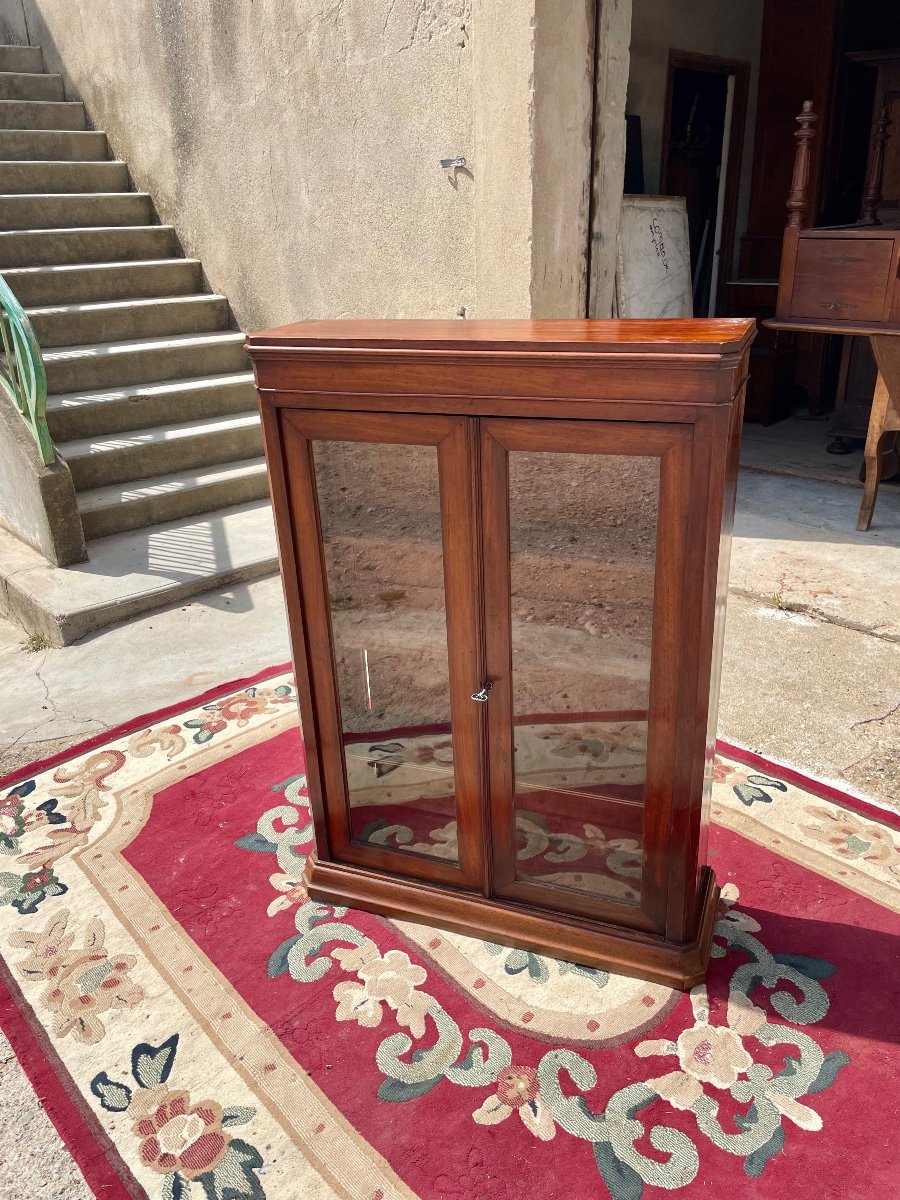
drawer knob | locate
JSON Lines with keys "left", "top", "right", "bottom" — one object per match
{"left": 821, "top": 300, "right": 853, "bottom": 310}
{"left": 471, "top": 683, "right": 493, "bottom": 702}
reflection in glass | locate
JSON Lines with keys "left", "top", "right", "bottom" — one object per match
{"left": 313, "top": 439, "right": 459, "bottom": 863}
{"left": 508, "top": 452, "right": 660, "bottom": 905}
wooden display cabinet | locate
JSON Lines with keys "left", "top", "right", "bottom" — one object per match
{"left": 247, "top": 319, "right": 755, "bottom": 989}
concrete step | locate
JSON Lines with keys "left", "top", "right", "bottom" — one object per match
{"left": 0, "top": 128, "right": 108, "bottom": 160}
{"left": 46, "top": 371, "right": 257, "bottom": 440}
{"left": 28, "top": 293, "right": 230, "bottom": 347}
{"left": 0, "top": 71, "right": 63, "bottom": 102}
{"left": 0, "top": 159, "right": 129, "bottom": 193}
{"left": 0, "top": 99, "right": 85, "bottom": 129}
{"left": 2, "top": 258, "right": 203, "bottom": 306}
{"left": 0, "top": 46, "right": 43, "bottom": 73}
{"left": 78, "top": 456, "right": 270, "bottom": 538}
{"left": 0, "top": 191, "right": 153, "bottom": 230}
{"left": 43, "top": 330, "right": 248, "bottom": 392}
{"left": 61, "top": 411, "right": 262, "bottom": 490}
{"left": 0, "top": 502, "right": 278, "bottom": 645}
{"left": 0, "top": 224, "right": 178, "bottom": 266}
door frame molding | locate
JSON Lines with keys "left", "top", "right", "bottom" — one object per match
{"left": 659, "top": 48, "right": 751, "bottom": 316}
{"left": 479, "top": 416, "right": 694, "bottom": 936}
{"left": 279, "top": 408, "right": 487, "bottom": 891}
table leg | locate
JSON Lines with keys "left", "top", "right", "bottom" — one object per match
{"left": 858, "top": 337, "right": 900, "bottom": 531}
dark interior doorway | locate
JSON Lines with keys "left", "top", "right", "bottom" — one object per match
{"left": 660, "top": 51, "right": 749, "bottom": 317}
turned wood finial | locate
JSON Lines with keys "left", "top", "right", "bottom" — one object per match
{"left": 859, "top": 102, "right": 891, "bottom": 225}
{"left": 786, "top": 100, "right": 817, "bottom": 230}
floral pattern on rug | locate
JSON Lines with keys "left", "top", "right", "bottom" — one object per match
{"left": 800, "top": 804, "right": 899, "bottom": 873}
{"left": 182, "top": 684, "right": 294, "bottom": 745}
{"left": 241, "top": 771, "right": 851, "bottom": 1196}
{"left": 0, "top": 681, "right": 303, "bottom": 1199}
{"left": 10, "top": 909, "right": 143, "bottom": 1043}
{"left": 709, "top": 756, "right": 900, "bottom": 910}
{"left": 0, "top": 670, "right": 896, "bottom": 1200}
{"left": 90, "top": 1032, "right": 265, "bottom": 1199}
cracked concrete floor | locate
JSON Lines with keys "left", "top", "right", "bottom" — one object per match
{"left": 0, "top": 468, "right": 897, "bottom": 1197}
{"left": 0, "top": 579, "right": 292, "bottom": 779}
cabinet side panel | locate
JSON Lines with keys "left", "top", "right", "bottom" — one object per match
{"left": 696, "top": 369, "right": 747, "bottom": 878}
{"left": 665, "top": 387, "right": 743, "bottom": 943}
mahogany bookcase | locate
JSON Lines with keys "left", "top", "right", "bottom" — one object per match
{"left": 247, "top": 319, "right": 755, "bottom": 989}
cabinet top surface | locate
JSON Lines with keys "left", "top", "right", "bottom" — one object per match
{"left": 246, "top": 318, "right": 755, "bottom": 357}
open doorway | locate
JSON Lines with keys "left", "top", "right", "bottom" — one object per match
{"left": 660, "top": 51, "right": 749, "bottom": 316}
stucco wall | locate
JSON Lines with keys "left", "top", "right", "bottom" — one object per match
{"left": 532, "top": 0, "right": 595, "bottom": 318}
{"left": 16, "top": 0, "right": 595, "bottom": 327}
{"left": 23, "top": 0, "right": 476, "bottom": 331}
{"left": 0, "top": 0, "right": 26, "bottom": 45}
{"left": 627, "top": 0, "right": 764, "bottom": 258}
{"left": 472, "top": 0, "right": 595, "bottom": 319}
{"left": 0, "top": 393, "right": 86, "bottom": 566}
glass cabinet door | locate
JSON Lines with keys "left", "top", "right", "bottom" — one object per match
{"left": 281, "top": 410, "right": 485, "bottom": 890}
{"left": 480, "top": 418, "right": 693, "bottom": 932}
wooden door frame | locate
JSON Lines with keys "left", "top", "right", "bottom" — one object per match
{"left": 478, "top": 416, "right": 695, "bottom": 936}
{"left": 660, "top": 49, "right": 751, "bottom": 315}
{"left": 278, "top": 408, "right": 488, "bottom": 892}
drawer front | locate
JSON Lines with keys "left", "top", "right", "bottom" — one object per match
{"left": 789, "top": 238, "right": 892, "bottom": 323}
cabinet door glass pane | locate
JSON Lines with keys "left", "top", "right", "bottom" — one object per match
{"left": 313, "top": 439, "right": 459, "bottom": 863}
{"left": 508, "top": 451, "right": 659, "bottom": 905}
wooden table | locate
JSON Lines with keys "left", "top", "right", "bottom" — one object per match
{"left": 765, "top": 321, "right": 900, "bottom": 530}
{"left": 770, "top": 100, "right": 900, "bottom": 530}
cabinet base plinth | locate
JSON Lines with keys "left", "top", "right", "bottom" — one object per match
{"left": 304, "top": 856, "right": 719, "bottom": 991}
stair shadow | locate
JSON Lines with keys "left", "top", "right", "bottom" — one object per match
{"left": 57, "top": 500, "right": 276, "bottom": 617}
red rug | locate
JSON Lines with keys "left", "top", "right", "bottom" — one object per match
{"left": 0, "top": 666, "right": 898, "bottom": 1200}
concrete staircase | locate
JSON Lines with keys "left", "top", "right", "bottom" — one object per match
{"left": 0, "top": 43, "right": 277, "bottom": 643}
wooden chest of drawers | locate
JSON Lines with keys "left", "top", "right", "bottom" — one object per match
{"left": 776, "top": 226, "right": 900, "bottom": 332}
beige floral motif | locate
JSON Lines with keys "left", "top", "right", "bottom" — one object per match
{"left": 583, "top": 824, "right": 641, "bottom": 856}
{"left": 358, "top": 949, "right": 433, "bottom": 1037}
{"left": 635, "top": 985, "right": 823, "bottom": 1131}
{"left": 473, "top": 1066, "right": 556, "bottom": 1140}
{"left": 333, "top": 979, "right": 384, "bottom": 1029}
{"left": 358, "top": 948, "right": 425, "bottom": 998}
{"left": 801, "top": 805, "right": 897, "bottom": 867}
{"left": 331, "top": 945, "right": 435, "bottom": 1037}
{"left": 215, "top": 686, "right": 292, "bottom": 726}
{"left": 332, "top": 938, "right": 381, "bottom": 972}
{"left": 542, "top": 726, "right": 612, "bottom": 763}
{"left": 408, "top": 820, "right": 458, "bottom": 861}
{"left": 712, "top": 758, "right": 740, "bottom": 785}
{"left": 17, "top": 750, "right": 126, "bottom": 870}
{"left": 128, "top": 726, "right": 187, "bottom": 761}
{"left": 412, "top": 739, "right": 453, "bottom": 767}
{"left": 265, "top": 871, "right": 307, "bottom": 917}
{"left": 9, "top": 909, "right": 143, "bottom": 1043}
{"left": 52, "top": 749, "right": 125, "bottom": 803}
